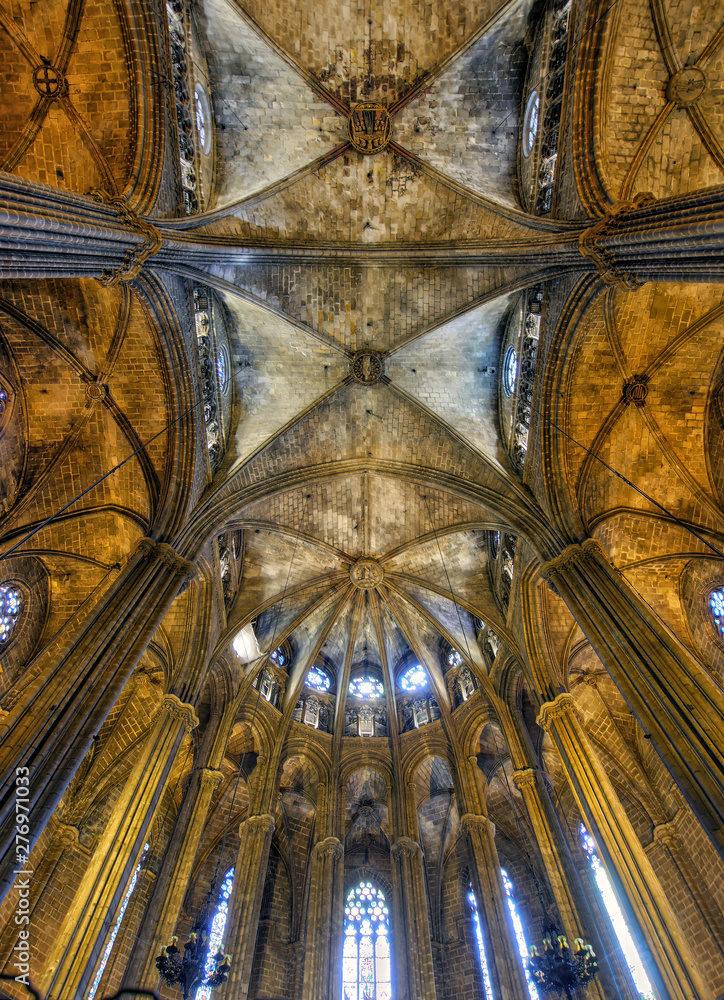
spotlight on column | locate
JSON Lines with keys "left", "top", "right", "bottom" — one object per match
{"left": 527, "top": 935, "right": 599, "bottom": 997}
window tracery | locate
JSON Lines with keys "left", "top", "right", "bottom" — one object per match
{"left": 500, "top": 868, "right": 539, "bottom": 1000}
{"left": 710, "top": 589, "right": 724, "bottom": 635}
{"left": 196, "top": 867, "right": 235, "bottom": 1000}
{"left": 523, "top": 91, "right": 539, "bottom": 158}
{"left": 0, "top": 585, "right": 23, "bottom": 645}
{"left": 342, "top": 881, "right": 392, "bottom": 1000}
{"left": 349, "top": 675, "right": 384, "bottom": 699}
{"left": 399, "top": 663, "right": 427, "bottom": 691}
{"left": 306, "top": 665, "right": 332, "bottom": 691}
{"left": 193, "top": 286, "right": 226, "bottom": 472}
{"left": 166, "top": 1, "right": 199, "bottom": 214}
{"left": 194, "top": 84, "right": 212, "bottom": 156}
{"left": 468, "top": 885, "right": 494, "bottom": 1000}
{"left": 506, "top": 287, "right": 543, "bottom": 474}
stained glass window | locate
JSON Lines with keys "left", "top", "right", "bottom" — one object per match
{"left": 349, "top": 675, "right": 384, "bottom": 699}
{"left": 503, "top": 347, "right": 518, "bottom": 396}
{"left": 580, "top": 825, "right": 654, "bottom": 1000}
{"left": 399, "top": 664, "right": 427, "bottom": 691}
{"left": 490, "top": 531, "right": 500, "bottom": 560}
{"left": 194, "top": 86, "right": 211, "bottom": 154}
{"left": 500, "top": 868, "right": 539, "bottom": 1000}
{"left": 217, "top": 346, "right": 227, "bottom": 391}
{"left": 306, "top": 666, "right": 332, "bottom": 691}
{"left": 468, "top": 886, "right": 493, "bottom": 1000}
{"left": 523, "top": 91, "right": 539, "bottom": 157}
{"left": 342, "top": 881, "right": 392, "bottom": 1000}
{"left": 196, "top": 867, "right": 235, "bottom": 1000}
{"left": 0, "top": 585, "right": 22, "bottom": 645}
{"left": 447, "top": 649, "right": 463, "bottom": 668}
{"left": 710, "top": 589, "right": 724, "bottom": 635}
{"left": 270, "top": 647, "right": 286, "bottom": 667}
{"left": 87, "top": 842, "right": 150, "bottom": 1000}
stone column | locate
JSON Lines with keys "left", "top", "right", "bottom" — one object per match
{"left": 301, "top": 836, "right": 344, "bottom": 1000}
{"left": 221, "top": 813, "right": 275, "bottom": 1000}
{"left": 390, "top": 836, "right": 437, "bottom": 1000}
{"left": 123, "top": 766, "right": 224, "bottom": 988}
{"left": 0, "top": 172, "right": 162, "bottom": 280}
{"left": 537, "top": 693, "right": 708, "bottom": 1000}
{"left": 542, "top": 537, "right": 724, "bottom": 859}
{"left": 42, "top": 695, "right": 198, "bottom": 1000}
{"left": 461, "top": 814, "right": 530, "bottom": 1000}
{"left": 0, "top": 538, "right": 196, "bottom": 903}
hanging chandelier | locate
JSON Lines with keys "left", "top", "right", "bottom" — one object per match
{"left": 156, "top": 897, "right": 231, "bottom": 1000}
{"left": 527, "top": 934, "right": 599, "bottom": 997}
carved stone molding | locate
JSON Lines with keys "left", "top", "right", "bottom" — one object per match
{"left": 536, "top": 693, "right": 579, "bottom": 733}
{"left": 666, "top": 67, "right": 706, "bottom": 108}
{"left": 315, "top": 836, "right": 343, "bottom": 862}
{"left": 511, "top": 767, "right": 537, "bottom": 791}
{"left": 391, "top": 836, "right": 420, "bottom": 860}
{"left": 240, "top": 813, "right": 275, "bottom": 836}
{"left": 57, "top": 824, "right": 81, "bottom": 848}
{"left": 540, "top": 537, "right": 608, "bottom": 584}
{"left": 579, "top": 194, "right": 655, "bottom": 288}
{"left": 349, "top": 557, "right": 384, "bottom": 590}
{"left": 198, "top": 768, "right": 224, "bottom": 792}
{"left": 136, "top": 537, "right": 197, "bottom": 585}
{"left": 622, "top": 374, "right": 649, "bottom": 407}
{"left": 89, "top": 189, "right": 162, "bottom": 284}
{"left": 461, "top": 813, "right": 495, "bottom": 838}
{"left": 161, "top": 694, "right": 199, "bottom": 732}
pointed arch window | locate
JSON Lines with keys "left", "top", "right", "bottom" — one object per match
{"left": 196, "top": 867, "right": 235, "bottom": 1000}
{"left": 87, "top": 842, "right": 150, "bottom": 1000}
{"left": 709, "top": 588, "right": 724, "bottom": 635}
{"left": 342, "top": 881, "right": 391, "bottom": 1000}
{"left": 399, "top": 664, "right": 427, "bottom": 691}
{"left": 580, "top": 825, "right": 654, "bottom": 1000}
{"left": 500, "top": 868, "right": 539, "bottom": 1000}
{"left": 0, "top": 585, "right": 23, "bottom": 645}
{"left": 467, "top": 885, "right": 493, "bottom": 1000}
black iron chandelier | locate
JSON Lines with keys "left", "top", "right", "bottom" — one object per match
{"left": 527, "top": 934, "right": 599, "bottom": 997}
{"left": 156, "top": 901, "right": 231, "bottom": 1000}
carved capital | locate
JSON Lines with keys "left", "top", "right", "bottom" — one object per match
{"left": 511, "top": 767, "right": 537, "bottom": 791}
{"left": 540, "top": 538, "right": 608, "bottom": 585}
{"left": 135, "top": 538, "right": 197, "bottom": 585}
{"left": 57, "top": 823, "right": 80, "bottom": 848}
{"left": 536, "top": 693, "right": 578, "bottom": 733}
{"left": 315, "top": 836, "right": 343, "bottom": 862}
{"left": 391, "top": 836, "right": 420, "bottom": 860}
{"left": 578, "top": 195, "right": 654, "bottom": 289}
{"left": 461, "top": 813, "right": 495, "bottom": 838}
{"left": 161, "top": 694, "right": 199, "bottom": 732}
{"left": 198, "top": 768, "right": 224, "bottom": 792}
{"left": 89, "top": 189, "right": 163, "bottom": 285}
{"left": 240, "top": 813, "right": 275, "bottom": 838}
{"left": 653, "top": 814, "right": 680, "bottom": 849}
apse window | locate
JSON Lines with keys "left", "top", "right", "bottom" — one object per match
{"left": 503, "top": 347, "right": 518, "bottom": 396}
{"left": 196, "top": 867, "right": 235, "bottom": 1000}
{"left": 0, "top": 584, "right": 23, "bottom": 645}
{"left": 580, "top": 825, "right": 654, "bottom": 1000}
{"left": 270, "top": 647, "right": 287, "bottom": 667}
{"left": 709, "top": 589, "right": 724, "bottom": 635}
{"left": 399, "top": 663, "right": 427, "bottom": 691}
{"left": 88, "top": 842, "right": 149, "bottom": 1000}
{"left": 349, "top": 675, "right": 384, "bottom": 698}
{"left": 523, "top": 91, "right": 539, "bottom": 157}
{"left": 306, "top": 666, "right": 332, "bottom": 692}
{"left": 195, "top": 85, "right": 212, "bottom": 155}
{"left": 342, "top": 881, "right": 391, "bottom": 1000}
{"left": 468, "top": 885, "right": 494, "bottom": 1000}
{"left": 500, "top": 868, "right": 539, "bottom": 1000}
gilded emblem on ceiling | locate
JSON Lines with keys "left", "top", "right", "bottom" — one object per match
{"left": 351, "top": 351, "right": 384, "bottom": 384}
{"left": 347, "top": 103, "right": 392, "bottom": 154}
{"left": 349, "top": 558, "right": 384, "bottom": 590}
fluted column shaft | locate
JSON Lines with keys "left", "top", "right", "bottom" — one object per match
{"left": 543, "top": 537, "right": 724, "bottom": 858}
{"left": 461, "top": 813, "right": 530, "bottom": 1000}
{"left": 123, "top": 766, "right": 224, "bottom": 988}
{"left": 0, "top": 538, "right": 196, "bottom": 903}
{"left": 301, "top": 836, "right": 344, "bottom": 1000}
{"left": 390, "top": 836, "right": 437, "bottom": 1000}
{"left": 221, "top": 813, "right": 275, "bottom": 1000}
{"left": 537, "top": 693, "right": 707, "bottom": 1000}
{"left": 42, "top": 695, "right": 199, "bottom": 1000}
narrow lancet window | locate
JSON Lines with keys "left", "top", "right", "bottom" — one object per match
{"left": 500, "top": 868, "right": 539, "bottom": 1000}
{"left": 468, "top": 885, "right": 494, "bottom": 1000}
{"left": 342, "top": 881, "right": 391, "bottom": 1000}
{"left": 196, "top": 867, "right": 235, "bottom": 1000}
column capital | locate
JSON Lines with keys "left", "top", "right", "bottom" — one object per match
{"left": 239, "top": 813, "right": 275, "bottom": 837}
{"left": 578, "top": 194, "right": 654, "bottom": 289}
{"left": 161, "top": 694, "right": 199, "bottom": 732}
{"left": 314, "top": 836, "right": 343, "bottom": 861}
{"left": 391, "top": 836, "right": 420, "bottom": 860}
{"left": 88, "top": 189, "right": 162, "bottom": 284}
{"left": 540, "top": 538, "right": 608, "bottom": 584}
{"left": 511, "top": 767, "right": 537, "bottom": 791}
{"left": 461, "top": 813, "right": 495, "bottom": 838}
{"left": 198, "top": 768, "right": 224, "bottom": 792}
{"left": 56, "top": 823, "right": 80, "bottom": 848}
{"left": 536, "top": 693, "right": 579, "bottom": 733}
{"left": 653, "top": 816, "right": 680, "bottom": 849}
{"left": 137, "top": 538, "right": 197, "bottom": 585}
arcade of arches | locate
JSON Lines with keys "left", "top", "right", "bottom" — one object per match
{"left": 1, "top": 0, "right": 724, "bottom": 998}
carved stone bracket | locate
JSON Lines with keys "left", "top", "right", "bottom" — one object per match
{"left": 198, "top": 767, "right": 224, "bottom": 792}
{"left": 161, "top": 694, "right": 199, "bottom": 732}
{"left": 136, "top": 537, "right": 197, "bottom": 587}
{"left": 579, "top": 194, "right": 655, "bottom": 288}
{"left": 315, "top": 836, "right": 343, "bottom": 863}
{"left": 536, "top": 692, "right": 579, "bottom": 732}
{"left": 511, "top": 767, "right": 537, "bottom": 791}
{"left": 89, "top": 189, "right": 162, "bottom": 285}
{"left": 240, "top": 813, "right": 275, "bottom": 836}
{"left": 540, "top": 537, "right": 609, "bottom": 585}
{"left": 461, "top": 813, "right": 495, "bottom": 838}
{"left": 391, "top": 836, "right": 420, "bottom": 860}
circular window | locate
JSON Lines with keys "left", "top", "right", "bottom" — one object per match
{"left": 447, "top": 649, "right": 463, "bottom": 668}
{"left": 306, "top": 666, "right": 331, "bottom": 691}
{"left": 194, "top": 85, "right": 212, "bottom": 155}
{"left": 0, "top": 584, "right": 23, "bottom": 644}
{"left": 503, "top": 347, "right": 518, "bottom": 397}
{"left": 523, "top": 90, "right": 539, "bottom": 158}
{"left": 349, "top": 674, "right": 384, "bottom": 698}
{"left": 399, "top": 663, "right": 427, "bottom": 691}
{"left": 710, "top": 589, "right": 724, "bottom": 635}
{"left": 217, "top": 345, "right": 229, "bottom": 394}
{"left": 270, "top": 647, "right": 287, "bottom": 667}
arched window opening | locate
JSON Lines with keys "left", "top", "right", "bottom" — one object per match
{"left": 342, "top": 881, "right": 391, "bottom": 1000}
{"left": 196, "top": 867, "right": 235, "bottom": 1000}
{"left": 0, "top": 585, "right": 23, "bottom": 645}
{"left": 709, "top": 588, "right": 724, "bottom": 635}
{"left": 468, "top": 885, "right": 494, "bottom": 1000}
{"left": 523, "top": 91, "right": 539, "bottom": 157}
{"left": 270, "top": 647, "right": 287, "bottom": 667}
{"left": 87, "top": 842, "right": 150, "bottom": 1000}
{"left": 500, "top": 868, "right": 539, "bottom": 1000}
{"left": 399, "top": 663, "right": 427, "bottom": 691}
{"left": 349, "top": 675, "right": 384, "bottom": 699}
{"left": 194, "top": 84, "right": 212, "bottom": 155}
{"left": 306, "top": 665, "right": 332, "bottom": 691}
{"left": 580, "top": 825, "right": 654, "bottom": 1000}
{"left": 447, "top": 649, "right": 463, "bottom": 669}
{"left": 503, "top": 346, "right": 518, "bottom": 396}
{"left": 490, "top": 531, "right": 500, "bottom": 560}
